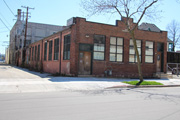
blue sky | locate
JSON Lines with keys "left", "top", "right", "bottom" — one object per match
{"left": 0, "top": 0, "right": 180, "bottom": 54}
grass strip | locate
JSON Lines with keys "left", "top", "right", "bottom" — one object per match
{"left": 123, "top": 81, "right": 163, "bottom": 85}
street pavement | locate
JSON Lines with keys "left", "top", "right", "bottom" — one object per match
{"left": 0, "top": 87, "right": 180, "bottom": 120}
{"left": 0, "top": 63, "right": 180, "bottom": 120}
{"left": 0, "top": 63, "right": 180, "bottom": 93}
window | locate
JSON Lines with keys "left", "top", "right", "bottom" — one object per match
{"left": 145, "top": 41, "right": 154, "bottom": 63}
{"left": 44, "top": 42, "right": 47, "bottom": 61}
{"left": 32, "top": 47, "right": 34, "bottom": 61}
{"left": 129, "top": 39, "right": 141, "bottom": 63}
{"left": 93, "top": 35, "right": 105, "bottom": 60}
{"left": 37, "top": 45, "right": 40, "bottom": 61}
{"left": 168, "top": 43, "right": 173, "bottom": 52}
{"left": 29, "top": 48, "right": 31, "bottom": 61}
{"left": 35, "top": 46, "right": 37, "bottom": 61}
{"left": 63, "top": 34, "right": 71, "bottom": 60}
{"left": 110, "top": 37, "right": 123, "bottom": 62}
{"left": 54, "top": 38, "right": 59, "bottom": 60}
{"left": 48, "top": 41, "right": 53, "bottom": 60}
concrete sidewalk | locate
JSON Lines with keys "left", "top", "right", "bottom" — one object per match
{"left": 0, "top": 64, "right": 180, "bottom": 93}
{"left": 0, "top": 76, "right": 180, "bottom": 93}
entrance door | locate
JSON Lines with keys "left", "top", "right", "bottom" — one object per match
{"left": 157, "top": 52, "right": 162, "bottom": 72}
{"left": 78, "top": 51, "right": 91, "bottom": 75}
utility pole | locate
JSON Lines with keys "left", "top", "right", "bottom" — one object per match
{"left": 21, "top": 6, "right": 34, "bottom": 66}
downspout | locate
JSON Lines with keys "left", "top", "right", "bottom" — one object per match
{"left": 59, "top": 32, "right": 62, "bottom": 74}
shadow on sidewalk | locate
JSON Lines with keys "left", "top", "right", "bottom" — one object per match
{"left": 1, "top": 64, "right": 173, "bottom": 82}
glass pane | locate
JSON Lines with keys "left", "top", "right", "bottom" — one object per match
{"left": 67, "top": 51, "right": 70, "bottom": 59}
{"left": 110, "top": 37, "right": 116, "bottom": 45}
{"left": 138, "top": 48, "right": 141, "bottom": 55}
{"left": 110, "top": 54, "right": 116, "bottom": 61}
{"left": 117, "top": 46, "right": 123, "bottom": 53}
{"left": 110, "top": 45, "right": 116, "bottom": 53}
{"left": 117, "top": 54, "right": 122, "bottom": 62}
{"left": 146, "top": 41, "right": 153, "bottom": 48}
{"left": 129, "top": 47, "right": 135, "bottom": 54}
{"left": 94, "top": 44, "right": 98, "bottom": 51}
{"left": 94, "top": 44, "right": 104, "bottom": 51}
{"left": 135, "top": 55, "right": 141, "bottom": 62}
{"left": 130, "top": 39, "right": 134, "bottom": 46}
{"left": 117, "top": 38, "right": 123, "bottom": 45}
{"left": 129, "top": 55, "right": 135, "bottom": 62}
{"left": 94, "top": 52, "right": 104, "bottom": 60}
{"left": 94, "top": 35, "right": 105, "bottom": 44}
{"left": 146, "top": 48, "right": 153, "bottom": 55}
{"left": 145, "top": 56, "right": 153, "bottom": 63}
{"left": 100, "top": 44, "right": 105, "bottom": 51}
{"left": 136, "top": 40, "right": 141, "bottom": 47}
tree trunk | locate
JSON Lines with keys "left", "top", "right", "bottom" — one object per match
{"left": 130, "top": 31, "right": 143, "bottom": 85}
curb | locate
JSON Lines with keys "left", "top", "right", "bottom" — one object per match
{"left": 107, "top": 85, "right": 180, "bottom": 89}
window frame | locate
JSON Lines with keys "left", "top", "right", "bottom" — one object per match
{"left": 93, "top": 34, "right": 106, "bottom": 61}
{"left": 32, "top": 47, "right": 34, "bottom": 61}
{"left": 129, "top": 39, "right": 142, "bottom": 63}
{"left": 29, "top": 48, "right": 31, "bottom": 61}
{"left": 37, "top": 44, "right": 40, "bottom": 61}
{"left": 54, "top": 38, "right": 59, "bottom": 60}
{"left": 109, "top": 37, "right": 124, "bottom": 62}
{"left": 48, "top": 40, "right": 53, "bottom": 61}
{"left": 145, "top": 41, "right": 154, "bottom": 63}
{"left": 35, "top": 46, "right": 37, "bottom": 61}
{"left": 44, "top": 42, "right": 47, "bottom": 61}
{"left": 63, "top": 34, "right": 71, "bottom": 60}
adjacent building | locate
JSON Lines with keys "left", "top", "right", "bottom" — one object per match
{"left": 9, "top": 9, "right": 65, "bottom": 65}
{"left": 26, "top": 17, "right": 167, "bottom": 78}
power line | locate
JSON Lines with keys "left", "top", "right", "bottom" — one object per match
{"left": 0, "top": 30, "right": 9, "bottom": 33}
{"left": 3, "top": 0, "right": 15, "bottom": 16}
{"left": 0, "top": 12, "right": 12, "bottom": 27}
{"left": 0, "top": 18, "right": 10, "bottom": 31}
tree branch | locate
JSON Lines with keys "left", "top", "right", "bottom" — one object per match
{"left": 132, "top": 0, "right": 158, "bottom": 31}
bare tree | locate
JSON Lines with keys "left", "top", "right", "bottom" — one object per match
{"left": 167, "top": 20, "right": 180, "bottom": 51}
{"left": 81, "top": 0, "right": 159, "bottom": 84}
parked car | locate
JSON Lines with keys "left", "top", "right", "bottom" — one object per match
{"left": 172, "top": 67, "right": 180, "bottom": 74}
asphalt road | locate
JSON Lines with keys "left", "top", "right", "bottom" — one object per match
{"left": 0, "top": 87, "right": 180, "bottom": 120}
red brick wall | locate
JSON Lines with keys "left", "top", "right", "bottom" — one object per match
{"left": 69, "top": 17, "right": 167, "bottom": 78}
{"left": 42, "top": 33, "right": 61, "bottom": 74}
{"left": 61, "top": 30, "right": 71, "bottom": 75}
{"left": 28, "top": 40, "right": 42, "bottom": 71}
{"left": 26, "top": 17, "right": 167, "bottom": 78}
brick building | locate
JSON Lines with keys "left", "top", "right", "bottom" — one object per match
{"left": 27, "top": 17, "right": 167, "bottom": 78}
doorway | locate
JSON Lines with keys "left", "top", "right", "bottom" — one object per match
{"left": 157, "top": 52, "right": 162, "bottom": 72}
{"left": 78, "top": 44, "right": 93, "bottom": 75}
{"left": 157, "top": 43, "right": 164, "bottom": 72}
{"left": 79, "top": 51, "right": 91, "bottom": 75}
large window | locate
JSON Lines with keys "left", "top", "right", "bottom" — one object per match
{"left": 32, "top": 47, "right": 34, "bottom": 61}
{"left": 129, "top": 39, "right": 141, "bottom": 63}
{"left": 93, "top": 35, "right": 105, "bottom": 60}
{"left": 48, "top": 41, "right": 53, "bottom": 60}
{"left": 54, "top": 38, "right": 59, "bottom": 60}
{"left": 44, "top": 42, "right": 47, "bottom": 61}
{"left": 37, "top": 45, "right": 40, "bottom": 61}
{"left": 63, "top": 35, "right": 71, "bottom": 60}
{"left": 35, "top": 46, "right": 37, "bottom": 61}
{"left": 145, "top": 41, "right": 154, "bottom": 63}
{"left": 110, "top": 37, "right": 123, "bottom": 62}
{"left": 29, "top": 48, "right": 31, "bottom": 61}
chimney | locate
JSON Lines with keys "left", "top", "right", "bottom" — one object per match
{"left": 17, "top": 9, "right": 21, "bottom": 21}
